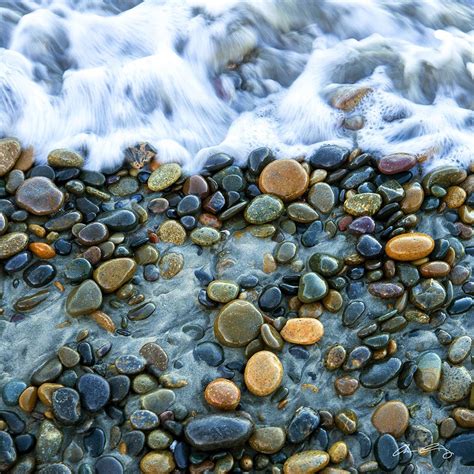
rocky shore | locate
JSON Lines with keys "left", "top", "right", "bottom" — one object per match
{"left": 0, "top": 138, "right": 473, "bottom": 473}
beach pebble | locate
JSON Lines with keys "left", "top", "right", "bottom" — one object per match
{"left": 190, "top": 226, "right": 220, "bottom": 246}
{"left": 0, "top": 138, "right": 21, "bottom": 176}
{"left": 371, "top": 400, "right": 409, "bottom": 438}
{"left": 140, "top": 451, "right": 175, "bottom": 473}
{"left": 244, "top": 351, "right": 283, "bottom": 396}
{"left": 0, "top": 232, "right": 28, "bottom": 259}
{"left": 374, "top": 434, "right": 399, "bottom": 471}
{"left": 410, "top": 279, "right": 446, "bottom": 310}
{"left": 52, "top": 388, "right": 81, "bottom": 424}
{"left": 244, "top": 194, "right": 284, "bottom": 224}
{"left": 385, "top": 232, "right": 434, "bottom": 261}
{"left": 66, "top": 280, "right": 103, "bottom": 316}
{"left": 283, "top": 450, "right": 329, "bottom": 474}
{"left": 287, "top": 407, "right": 320, "bottom": 443}
{"left": 36, "top": 420, "right": 63, "bottom": 463}
{"left": 130, "top": 410, "right": 159, "bottom": 430}
{"left": 378, "top": 153, "right": 417, "bottom": 174}
{"left": 452, "top": 408, "right": 474, "bottom": 428}
{"left": 438, "top": 363, "right": 471, "bottom": 403}
{"left": 141, "top": 389, "right": 175, "bottom": 414}
{"left": 207, "top": 280, "right": 239, "bottom": 303}
{"left": 16, "top": 176, "right": 64, "bottom": 215}
{"left": 310, "top": 145, "right": 349, "bottom": 170}
{"left": 280, "top": 318, "right": 324, "bottom": 345}
{"left": 159, "top": 252, "right": 184, "bottom": 279}
{"left": 344, "top": 193, "right": 382, "bottom": 216}
{"left": 446, "top": 432, "right": 474, "bottom": 466}
{"left": 77, "top": 374, "right": 110, "bottom": 412}
{"left": 148, "top": 163, "right": 181, "bottom": 191}
{"left": 360, "top": 357, "right": 402, "bottom": 388}
{"left": 448, "top": 336, "right": 471, "bottom": 364}
{"left": 249, "top": 427, "right": 285, "bottom": 454}
{"left": 204, "top": 378, "right": 241, "bottom": 410}
{"left": 414, "top": 352, "right": 441, "bottom": 392}
{"left": 298, "top": 272, "right": 328, "bottom": 302}
{"left": 93, "top": 258, "right": 137, "bottom": 292}
{"left": 308, "top": 182, "right": 335, "bottom": 214}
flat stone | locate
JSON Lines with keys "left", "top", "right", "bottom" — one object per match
{"left": 438, "top": 363, "right": 471, "bottom": 403}
{"left": 36, "top": 420, "right": 63, "bottom": 463}
{"left": 249, "top": 427, "right": 286, "bottom": 454}
{"left": 47, "top": 149, "right": 84, "bottom": 168}
{"left": 283, "top": 450, "right": 329, "bottom": 473}
{"left": 308, "top": 253, "right": 343, "bottom": 277}
{"left": 368, "top": 282, "right": 404, "bottom": 299}
{"left": 66, "top": 280, "right": 103, "bottom": 316}
{"left": 298, "top": 272, "right": 328, "bottom": 302}
{"left": 204, "top": 378, "right": 241, "bottom": 410}
{"left": 348, "top": 216, "right": 375, "bottom": 234}
{"left": 207, "top": 280, "right": 239, "bottom": 303}
{"left": 115, "top": 355, "right": 145, "bottom": 374}
{"left": 325, "top": 345, "right": 346, "bottom": 370}
{"left": 77, "top": 374, "right": 110, "bottom": 412}
{"left": 334, "top": 376, "right": 359, "bottom": 396}
{"left": 0, "top": 232, "right": 28, "bottom": 259}
{"left": 344, "top": 193, "right": 382, "bottom": 216}
{"left": 414, "top": 352, "right": 441, "bottom": 392}
{"left": 140, "top": 451, "right": 175, "bottom": 473}
{"left": 287, "top": 202, "right": 319, "bottom": 223}
{"left": 453, "top": 408, "right": 474, "bottom": 428}
{"left": 16, "top": 177, "right": 64, "bottom": 215}
{"left": 357, "top": 234, "right": 383, "bottom": 258}
{"left": 139, "top": 343, "right": 168, "bottom": 371}
{"left": 378, "top": 153, "right": 417, "bottom": 175}
{"left": 371, "top": 400, "right": 409, "bottom": 438}
{"left": 2, "top": 380, "right": 27, "bottom": 406}
{"left": 109, "top": 176, "right": 139, "bottom": 196}
{"left": 374, "top": 434, "right": 399, "bottom": 471}
{"left": 190, "top": 226, "right": 220, "bottom": 246}
{"left": 77, "top": 223, "right": 109, "bottom": 246}
{"left": 258, "top": 159, "right": 309, "bottom": 201}
{"left": 385, "top": 232, "right": 434, "bottom": 261}
{"left": 280, "top": 318, "right": 324, "bottom": 345}
{"left": 244, "top": 351, "right": 283, "bottom": 396}
{"left": 308, "top": 182, "right": 335, "bottom": 214}
{"left": 130, "top": 410, "right": 159, "bottom": 430}
{"left": 343, "top": 346, "right": 372, "bottom": 371}
{"left": 360, "top": 358, "right": 402, "bottom": 388}
{"left": 0, "top": 431, "right": 16, "bottom": 471}
{"left": 214, "top": 300, "right": 263, "bottom": 347}
{"left": 244, "top": 194, "right": 284, "bottom": 224}
{"left": 95, "top": 456, "right": 124, "bottom": 474}
{"left": 0, "top": 138, "right": 21, "bottom": 176}
{"left": 93, "top": 258, "right": 137, "bottom": 292}
{"left": 158, "top": 220, "right": 186, "bottom": 245}
{"left": 97, "top": 210, "right": 138, "bottom": 232}
{"left": 423, "top": 166, "right": 467, "bottom": 191}
{"left": 445, "top": 432, "right": 474, "bottom": 466}
{"left": 410, "top": 279, "right": 446, "bottom": 311}
{"left": 148, "top": 163, "right": 181, "bottom": 191}
{"left": 45, "top": 212, "right": 82, "bottom": 232}
{"left": 184, "top": 414, "right": 253, "bottom": 451}
{"left": 194, "top": 342, "right": 223, "bottom": 367}
{"left": 310, "top": 145, "right": 349, "bottom": 170}
{"left": 141, "top": 389, "right": 175, "bottom": 414}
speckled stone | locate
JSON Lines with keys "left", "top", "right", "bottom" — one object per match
{"left": 438, "top": 363, "right": 471, "bottom": 403}
{"left": 140, "top": 451, "right": 175, "bottom": 473}
{"left": 47, "top": 149, "right": 84, "bottom": 168}
{"left": 93, "top": 258, "right": 137, "bottom": 292}
{"left": 448, "top": 336, "right": 472, "bottom": 364}
{"left": 344, "top": 193, "right": 382, "bottom": 216}
{"left": 148, "top": 163, "right": 181, "bottom": 191}
{"left": 283, "top": 450, "right": 329, "bottom": 473}
{"left": 159, "top": 252, "right": 184, "bottom": 279}
{"left": 0, "top": 138, "right": 21, "bottom": 176}
{"left": 410, "top": 279, "right": 446, "bottom": 311}
{"left": 207, "top": 280, "right": 239, "bottom": 303}
{"left": 308, "top": 182, "right": 335, "bottom": 214}
{"left": 158, "top": 220, "right": 186, "bottom": 245}
{"left": 190, "top": 227, "right": 220, "bottom": 246}
{"left": 244, "top": 351, "right": 283, "bottom": 396}
{"left": 371, "top": 400, "right": 409, "bottom": 438}
{"left": 15, "top": 177, "right": 64, "bottom": 215}
{"left": 204, "top": 378, "right": 241, "bottom": 410}
{"left": 287, "top": 202, "right": 319, "bottom": 223}
{"left": 249, "top": 427, "right": 286, "bottom": 454}
{"left": 0, "top": 232, "right": 28, "bottom": 259}
{"left": 244, "top": 194, "right": 284, "bottom": 224}
{"left": 280, "top": 318, "right": 324, "bottom": 345}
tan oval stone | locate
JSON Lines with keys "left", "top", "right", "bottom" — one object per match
{"left": 0, "top": 232, "right": 28, "bottom": 259}
{"left": 19, "top": 386, "right": 37, "bottom": 413}
{"left": 371, "top": 400, "right": 409, "bottom": 438}
{"left": 140, "top": 450, "right": 176, "bottom": 473}
{"left": 259, "top": 159, "right": 309, "bottom": 201}
{"left": 249, "top": 427, "right": 286, "bottom": 454}
{"left": 204, "top": 378, "right": 241, "bottom": 410}
{"left": 280, "top": 318, "right": 324, "bottom": 345}
{"left": 401, "top": 182, "right": 424, "bottom": 213}
{"left": 328, "top": 441, "right": 348, "bottom": 464}
{"left": 93, "top": 258, "right": 137, "bottom": 293}
{"left": 444, "top": 186, "right": 466, "bottom": 208}
{"left": 452, "top": 408, "right": 474, "bottom": 428}
{"left": 0, "top": 138, "right": 21, "bottom": 176}
{"left": 334, "top": 376, "right": 359, "bottom": 396}
{"left": 159, "top": 252, "right": 184, "bottom": 279}
{"left": 244, "top": 351, "right": 283, "bottom": 396}
{"left": 385, "top": 232, "right": 435, "bottom": 261}
{"left": 47, "top": 149, "right": 84, "bottom": 168}
{"left": 148, "top": 163, "right": 182, "bottom": 191}
{"left": 283, "top": 450, "right": 330, "bottom": 474}
{"left": 419, "top": 261, "right": 450, "bottom": 278}
{"left": 158, "top": 220, "right": 186, "bottom": 245}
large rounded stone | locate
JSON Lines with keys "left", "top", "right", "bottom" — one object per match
{"left": 298, "top": 272, "right": 328, "bottom": 303}
{"left": 148, "top": 163, "right": 181, "bottom": 191}
{"left": 283, "top": 450, "right": 329, "bottom": 473}
{"left": 371, "top": 400, "right": 409, "bottom": 438}
{"left": 244, "top": 351, "right": 283, "bottom": 396}
{"left": 249, "top": 427, "right": 286, "bottom": 454}
{"left": 93, "top": 258, "right": 137, "bottom": 293}
{"left": 47, "top": 149, "right": 84, "bottom": 168}
{"left": 438, "top": 363, "right": 471, "bottom": 403}
{"left": 0, "top": 232, "right": 28, "bottom": 259}
{"left": 385, "top": 232, "right": 434, "bottom": 261}
{"left": 344, "top": 193, "right": 382, "bottom": 216}
{"left": 378, "top": 153, "right": 417, "bottom": 174}
{"left": 309, "top": 145, "right": 349, "bottom": 170}
{"left": 15, "top": 177, "right": 64, "bottom": 215}
{"left": 66, "top": 280, "right": 103, "bottom": 316}
{"left": 280, "top": 318, "right": 324, "bottom": 345}
{"left": 0, "top": 138, "right": 21, "bottom": 177}
{"left": 244, "top": 194, "right": 284, "bottom": 224}
{"left": 410, "top": 279, "right": 446, "bottom": 311}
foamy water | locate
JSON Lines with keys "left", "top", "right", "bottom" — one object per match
{"left": 0, "top": 0, "right": 473, "bottom": 172}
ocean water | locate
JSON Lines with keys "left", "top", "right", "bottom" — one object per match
{"left": 0, "top": 0, "right": 473, "bottom": 172}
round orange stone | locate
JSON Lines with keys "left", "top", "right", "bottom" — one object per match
{"left": 280, "top": 318, "right": 324, "bottom": 345}
{"left": 29, "top": 242, "right": 56, "bottom": 259}
{"left": 244, "top": 351, "right": 283, "bottom": 396}
{"left": 258, "top": 159, "right": 309, "bottom": 201}
{"left": 204, "top": 378, "right": 241, "bottom": 410}
{"left": 371, "top": 400, "right": 409, "bottom": 438}
{"left": 385, "top": 232, "right": 435, "bottom": 261}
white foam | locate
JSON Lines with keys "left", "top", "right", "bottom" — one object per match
{"left": 0, "top": 0, "right": 472, "bottom": 171}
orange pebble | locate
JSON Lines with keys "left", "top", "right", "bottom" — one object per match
{"left": 29, "top": 242, "right": 56, "bottom": 259}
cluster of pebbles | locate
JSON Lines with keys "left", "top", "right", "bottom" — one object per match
{"left": 0, "top": 137, "right": 473, "bottom": 473}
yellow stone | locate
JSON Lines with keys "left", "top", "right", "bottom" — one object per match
{"left": 283, "top": 450, "right": 330, "bottom": 473}
{"left": 280, "top": 318, "right": 324, "bottom": 345}
{"left": 385, "top": 232, "right": 434, "bottom": 261}
{"left": 244, "top": 351, "right": 283, "bottom": 397}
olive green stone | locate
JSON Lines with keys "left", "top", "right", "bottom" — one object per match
{"left": 190, "top": 227, "right": 220, "bottom": 246}
{"left": 36, "top": 420, "right": 63, "bottom": 463}
{"left": 133, "top": 374, "right": 158, "bottom": 394}
{"left": 274, "top": 241, "right": 297, "bottom": 264}
{"left": 249, "top": 427, "right": 286, "bottom": 454}
{"left": 141, "top": 389, "right": 176, "bottom": 414}
{"left": 214, "top": 300, "right": 264, "bottom": 347}
{"left": 438, "top": 362, "right": 471, "bottom": 403}
{"left": 244, "top": 194, "right": 284, "bottom": 224}
{"left": 410, "top": 279, "right": 446, "bottom": 311}
{"left": 308, "top": 253, "right": 343, "bottom": 277}
{"left": 148, "top": 163, "right": 182, "bottom": 191}
{"left": 109, "top": 176, "right": 139, "bottom": 196}
{"left": 207, "top": 280, "right": 240, "bottom": 303}
{"left": 0, "top": 138, "right": 21, "bottom": 176}
{"left": 147, "top": 429, "right": 173, "bottom": 450}
{"left": 414, "top": 352, "right": 441, "bottom": 392}
{"left": 93, "top": 258, "right": 137, "bottom": 293}
{"left": 159, "top": 252, "right": 184, "bottom": 279}
{"left": 14, "top": 289, "right": 50, "bottom": 312}
{"left": 249, "top": 224, "right": 276, "bottom": 238}
{"left": 66, "top": 279, "right": 103, "bottom": 316}
{"left": 287, "top": 202, "right": 319, "bottom": 223}
{"left": 308, "top": 182, "right": 335, "bottom": 214}
{"left": 405, "top": 310, "right": 430, "bottom": 324}
{"left": 423, "top": 166, "right": 467, "bottom": 192}
{"left": 448, "top": 336, "right": 472, "bottom": 364}
{"left": 134, "top": 244, "right": 159, "bottom": 265}
{"left": 377, "top": 180, "right": 405, "bottom": 203}
{"left": 47, "top": 149, "right": 84, "bottom": 168}
{"left": 431, "top": 185, "right": 447, "bottom": 197}
{"left": 298, "top": 272, "right": 328, "bottom": 303}
{"left": 58, "top": 346, "right": 80, "bottom": 368}
{"left": 343, "top": 193, "right": 382, "bottom": 216}
{"left": 0, "top": 232, "right": 28, "bottom": 259}
{"left": 260, "top": 323, "right": 284, "bottom": 351}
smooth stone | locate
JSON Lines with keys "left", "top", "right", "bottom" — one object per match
{"left": 274, "top": 241, "right": 297, "bottom": 264}
{"left": 0, "top": 138, "right": 21, "bottom": 176}
{"left": 204, "top": 378, "right": 241, "bottom": 410}
{"left": 147, "top": 429, "right": 172, "bottom": 450}
{"left": 287, "top": 202, "right": 319, "bottom": 223}
{"left": 207, "top": 280, "right": 239, "bottom": 303}
{"left": 308, "top": 253, "right": 343, "bottom": 277}
{"left": 410, "top": 279, "right": 446, "bottom": 310}
{"left": 115, "top": 355, "right": 145, "bottom": 374}
{"left": 45, "top": 212, "right": 82, "bottom": 231}
{"left": 371, "top": 400, "right": 409, "bottom": 438}
{"left": 214, "top": 300, "right": 263, "bottom": 347}
{"left": 360, "top": 358, "right": 402, "bottom": 388}
{"left": 258, "top": 159, "right": 308, "bottom": 201}
{"left": 184, "top": 414, "right": 253, "bottom": 451}
{"left": 325, "top": 345, "right": 346, "bottom": 370}
{"left": 2, "top": 380, "right": 27, "bottom": 406}
{"left": 52, "top": 388, "right": 81, "bottom": 425}
{"left": 148, "top": 163, "right": 181, "bottom": 191}
{"left": 190, "top": 227, "right": 220, "bottom": 246}
{"left": 310, "top": 145, "right": 349, "bottom": 170}
{"left": 141, "top": 389, "right": 175, "bottom": 414}
{"left": 36, "top": 420, "right": 62, "bottom": 463}
{"left": 77, "top": 374, "right": 110, "bottom": 412}
{"left": 130, "top": 410, "right": 159, "bottom": 430}
{"left": 283, "top": 450, "right": 329, "bottom": 473}
{"left": 0, "top": 232, "right": 28, "bottom": 259}
{"left": 259, "top": 285, "right": 282, "bottom": 312}
{"left": 77, "top": 223, "right": 109, "bottom": 246}
{"left": 15, "top": 177, "right": 64, "bottom": 215}
{"left": 422, "top": 166, "right": 467, "bottom": 191}
{"left": 244, "top": 194, "right": 284, "bottom": 224}
{"left": 368, "top": 282, "right": 404, "bottom": 299}
{"left": 66, "top": 280, "right": 102, "bottom": 316}
{"left": 378, "top": 153, "right": 417, "bottom": 174}
{"left": 397, "top": 264, "right": 420, "bottom": 287}
{"left": 47, "top": 149, "right": 83, "bottom": 168}
{"left": 448, "top": 336, "right": 472, "bottom": 364}
{"left": 108, "top": 375, "right": 130, "bottom": 403}
{"left": 65, "top": 258, "right": 92, "bottom": 283}
{"left": 140, "top": 343, "right": 168, "bottom": 371}
{"left": 109, "top": 176, "right": 139, "bottom": 196}
{"left": 249, "top": 427, "right": 286, "bottom": 454}
{"left": 280, "top": 318, "right": 324, "bottom": 345}
{"left": 448, "top": 296, "right": 474, "bottom": 315}
{"left": 83, "top": 427, "right": 105, "bottom": 457}
{"left": 287, "top": 407, "right": 320, "bottom": 443}
{"left": 194, "top": 342, "right": 224, "bottom": 367}
{"left": 95, "top": 456, "right": 123, "bottom": 474}
{"left": 0, "top": 212, "right": 7, "bottom": 235}
{"left": 445, "top": 432, "right": 474, "bottom": 466}
{"left": 375, "top": 434, "right": 399, "bottom": 471}
{"left": 453, "top": 408, "right": 474, "bottom": 428}
{"left": 414, "top": 352, "right": 441, "bottom": 392}
{"left": 97, "top": 210, "right": 137, "bottom": 232}
{"left": 348, "top": 216, "right": 375, "bottom": 234}
{"left": 140, "top": 451, "right": 175, "bottom": 473}
{"left": 298, "top": 272, "right": 328, "bottom": 303}
{"left": 334, "top": 375, "right": 359, "bottom": 396}
{"left": 357, "top": 234, "right": 383, "bottom": 258}
{"left": 159, "top": 252, "right": 183, "bottom": 279}
{"left": 58, "top": 347, "right": 80, "bottom": 368}
{"left": 244, "top": 351, "right": 283, "bottom": 396}
{"left": 377, "top": 180, "right": 405, "bottom": 203}
{"left": 23, "top": 260, "right": 56, "bottom": 287}
{"left": 343, "top": 301, "right": 366, "bottom": 327}
{"left": 343, "top": 346, "right": 372, "bottom": 371}
{"left": 93, "top": 258, "right": 136, "bottom": 292}
{"left": 308, "top": 182, "right": 335, "bottom": 214}
{"left": 344, "top": 193, "right": 382, "bottom": 216}
{"left": 385, "top": 232, "right": 434, "bottom": 261}
{"left": 438, "top": 363, "right": 471, "bottom": 403}
{"left": 341, "top": 166, "right": 375, "bottom": 189}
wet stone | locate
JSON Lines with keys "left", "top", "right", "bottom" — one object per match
{"left": 48, "top": 149, "right": 84, "bottom": 168}
{"left": 258, "top": 285, "right": 282, "bottom": 312}
{"left": 287, "top": 202, "right": 318, "bottom": 223}
{"left": 207, "top": 280, "right": 239, "bottom": 303}
{"left": 325, "top": 345, "right": 346, "bottom": 370}
{"left": 371, "top": 400, "right": 409, "bottom": 438}
{"left": 93, "top": 258, "right": 136, "bottom": 292}
{"left": 77, "top": 374, "right": 110, "bottom": 412}
{"left": 343, "top": 301, "right": 366, "bottom": 327}
{"left": 298, "top": 272, "right": 328, "bottom": 302}
{"left": 140, "top": 451, "right": 175, "bottom": 473}
{"left": 448, "top": 336, "right": 471, "bottom": 364}
{"left": 97, "top": 209, "right": 137, "bottom": 232}
{"left": 343, "top": 346, "right": 371, "bottom": 371}
{"left": 36, "top": 420, "right": 63, "bottom": 463}
{"left": 377, "top": 179, "right": 405, "bottom": 203}
{"left": 140, "top": 342, "right": 168, "bottom": 371}
{"left": 0, "top": 232, "right": 28, "bottom": 259}
{"left": 194, "top": 342, "right": 223, "bottom": 367}
{"left": 16, "top": 177, "right": 64, "bottom": 215}
{"left": 453, "top": 408, "right": 474, "bottom": 428}
{"left": 95, "top": 456, "right": 124, "bottom": 474}
{"left": 280, "top": 318, "right": 324, "bottom": 345}
{"left": 348, "top": 216, "right": 375, "bottom": 235}
{"left": 438, "top": 363, "right": 471, "bottom": 403}
{"left": 341, "top": 166, "right": 375, "bottom": 189}
{"left": 344, "top": 193, "right": 382, "bottom": 216}
{"left": 335, "top": 409, "right": 358, "bottom": 434}
{"left": 375, "top": 434, "right": 399, "bottom": 471}
{"left": 274, "top": 241, "right": 297, "bottom": 263}
{"left": 214, "top": 300, "right": 263, "bottom": 347}
{"left": 410, "top": 279, "right": 446, "bottom": 311}
{"left": 31, "top": 357, "right": 63, "bottom": 385}
{"left": 244, "top": 351, "right": 283, "bottom": 396}
{"left": 308, "top": 182, "right": 335, "bottom": 214}
{"left": 423, "top": 165, "right": 467, "bottom": 191}
{"left": 244, "top": 194, "right": 284, "bottom": 224}
{"left": 397, "top": 264, "right": 420, "bottom": 287}
{"left": 287, "top": 407, "right": 320, "bottom": 443}
{"left": 159, "top": 252, "right": 184, "bottom": 279}
{"left": 77, "top": 223, "right": 109, "bottom": 246}
{"left": 148, "top": 163, "right": 181, "bottom": 191}
{"left": 385, "top": 232, "right": 435, "bottom": 261}
{"left": 360, "top": 357, "right": 402, "bottom": 388}
{"left": 446, "top": 432, "right": 474, "bottom": 466}
{"left": 130, "top": 410, "right": 159, "bottom": 430}
{"left": 52, "top": 388, "right": 81, "bottom": 425}
{"left": 368, "top": 282, "right": 404, "bottom": 299}
{"left": 204, "top": 378, "right": 241, "bottom": 410}
{"left": 310, "top": 145, "right": 349, "bottom": 170}
{"left": 283, "top": 450, "right": 329, "bottom": 474}
{"left": 414, "top": 352, "right": 441, "bottom": 392}
{"left": 308, "top": 253, "right": 343, "bottom": 277}
{"left": 0, "top": 138, "right": 21, "bottom": 176}
{"left": 109, "top": 176, "right": 139, "bottom": 196}
{"left": 357, "top": 234, "right": 383, "bottom": 258}
{"left": 185, "top": 414, "right": 253, "bottom": 451}
{"left": 448, "top": 296, "right": 473, "bottom": 315}
{"left": 378, "top": 153, "right": 417, "bottom": 174}
{"left": 66, "top": 280, "right": 102, "bottom": 316}
{"left": 190, "top": 227, "right": 220, "bottom": 246}
{"left": 2, "top": 380, "right": 27, "bottom": 406}
{"left": 249, "top": 427, "right": 286, "bottom": 454}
